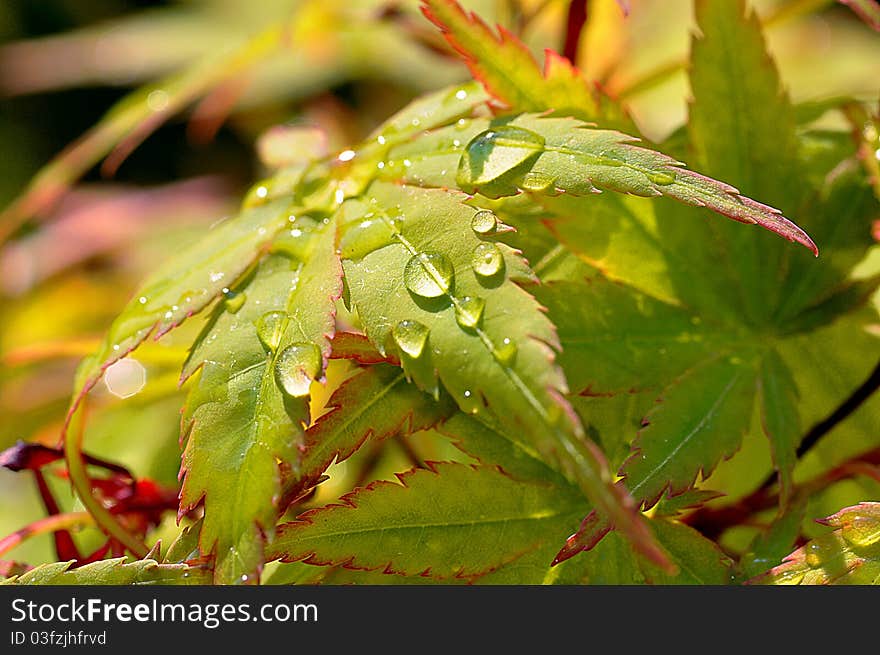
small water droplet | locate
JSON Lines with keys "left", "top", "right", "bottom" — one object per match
{"left": 455, "top": 296, "right": 485, "bottom": 328}
{"left": 256, "top": 311, "right": 287, "bottom": 351}
{"left": 339, "top": 218, "right": 395, "bottom": 259}
{"left": 647, "top": 171, "right": 675, "bottom": 185}
{"left": 337, "top": 149, "right": 356, "bottom": 162}
{"left": 403, "top": 159, "right": 412, "bottom": 168}
{"left": 471, "top": 209, "right": 497, "bottom": 235}
{"left": 472, "top": 242, "right": 504, "bottom": 278}
{"left": 455, "top": 118, "right": 468, "bottom": 130}
{"left": 495, "top": 337, "right": 517, "bottom": 365}
{"left": 519, "top": 171, "right": 555, "bottom": 192}
{"left": 274, "top": 342, "right": 322, "bottom": 398}
{"left": 404, "top": 252, "right": 454, "bottom": 298}
{"left": 271, "top": 226, "right": 315, "bottom": 261}
{"left": 455, "top": 89, "right": 468, "bottom": 100}
{"left": 463, "top": 390, "right": 472, "bottom": 398}
{"left": 392, "top": 319, "right": 429, "bottom": 358}
{"left": 224, "top": 289, "right": 246, "bottom": 314}
{"left": 240, "top": 574, "right": 250, "bottom": 583}
{"left": 377, "top": 135, "right": 387, "bottom": 145}
{"left": 138, "top": 296, "right": 147, "bottom": 305}
{"left": 210, "top": 271, "right": 225, "bottom": 283}
{"left": 805, "top": 542, "right": 823, "bottom": 567}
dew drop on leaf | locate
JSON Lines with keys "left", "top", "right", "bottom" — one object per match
{"left": 404, "top": 251, "right": 454, "bottom": 298}
{"left": 494, "top": 337, "right": 517, "bottom": 365}
{"left": 256, "top": 310, "right": 287, "bottom": 351}
{"left": 271, "top": 227, "right": 315, "bottom": 261}
{"left": 472, "top": 242, "right": 504, "bottom": 278}
{"left": 223, "top": 289, "right": 246, "bottom": 314}
{"left": 392, "top": 319, "right": 430, "bottom": 358}
{"left": 338, "top": 217, "right": 396, "bottom": 259}
{"left": 471, "top": 209, "right": 498, "bottom": 235}
{"left": 274, "top": 342, "right": 322, "bottom": 398}
{"left": 519, "top": 171, "right": 555, "bottom": 192}
{"left": 647, "top": 171, "right": 676, "bottom": 185}
{"left": 455, "top": 296, "right": 485, "bottom": 328}
{"left": 804, "top": 542, "right": 823, "bottom": 566}
{"left": 457, "top": 125, "right": 545, "bottom": 189}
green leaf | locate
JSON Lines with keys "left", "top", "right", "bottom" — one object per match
{"left": 439, "top": 412, "right": 569, "bottom": 484}
{"left": 534, "top": 277, "right": 716, "bottom": 395}
{"left": 69, "top": 199, "right": 292, "bottom": 417}
{"left": 267, "top": 462, "right": 584, "bottom": 580}
{"left": 637, "top": 519, "right": 734, "bottom": 585}
{"left": 340, "top": 181, "right": 660, "bottom": 564}
{"left": 1, "top": 557, "right": 210, "bottom": 585}
{"left": 750, "top": 502, "right": 880, "bottom": 585}
{"left": 739, "top": 499, "right": 807, "bottom": 580}
{"left": 179, "top": 218, "right": 341, "bottom": 584}
{"left": 620, "top": 354, "right": 758, "bottom": 510}
{"left": 289, "top": 363, "right": 455, "bottom": 501}
{"left": 758, "top": 349, "right": 801, "bottom": 505}
{"left": 382, "top": 114, "right": 816, "bottom": 254}
{"left": 688, "top": 0, "right": 803, "bottom": 323}
{"left": 420, "top": 0, "right": 627, "bottom": 127}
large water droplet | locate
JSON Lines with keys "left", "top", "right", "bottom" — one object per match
{"left": 455, "top": 296, "right": 485, "bottom": 328}
{"left": 471, "top": 209, "right": 497, "bottom": 235}
{"left": 224, "top": 289, "right": 246, "bottom": 314}
{"left": 457, "top": 125, "right": 545, "bottom": 190}
{"left": 256, "top": 311, "right": 286, "bottom": 351}
{"left": 472, "top": 242, "right": 503, "bottom": 278}
{"left": 647, "top": 171, "right": 675, "bottom": 185}
{"left": 495, "top": 337, "right": 517, "bottom": 365}
{"left": 274, "top": 342, "right": 321, "bottom": 398}
{"left": 271, "top": 227, "right": 314, "bottom": 261}
{"left": 519, "top": 171, "right": 555, "bottom": 192}
{"left": 392, "top": 319, "right": 429, "bottom": 358}
{"left": 404, "top": 252, "right": 454, "bottom": 298}
{"left": 338, "top": 217, "right": 396, "bottom": 259}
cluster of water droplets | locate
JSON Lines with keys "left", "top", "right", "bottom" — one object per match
{"left": 253, "top": 308, "right": 322, "bottom": 400}
{"left": 388, "top": 208, "right": 518, "bottom": 397}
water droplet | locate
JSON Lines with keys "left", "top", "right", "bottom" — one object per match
{"left": 339, "top": 218, "right": 395, "bottom": 259}
{"left": 392, "top": 319, "right": 429, "bottom": 358}
{"left": 104, "top": 358, "right": 146, "bottom": 398}
{"left": 224, "top": 289, "right": 246, "bottom": 314}
{"left": 272, "top": 227, "right": 315, "bottom": 261}
{"left": 138, "top": 296, "right": 147, "bottom": 305}
{"left": 519, "top": 171, "right": 555, "bottom": 192}
{"left": 455, "top": 89, "right": 468, "bottom": 100}
{"left": 495, "top": 337, "right": 517, "bottom": 365}
{"left": 463, "top": 390, "right": 472, "bottom": 398}
{"left": 472, "top": 242, "right": 503, "bottom": 278}
{"left": 256, "top": 311, "right": 287, "bottom": 351}
{"left": 274, "top": 342, "right": 322, "bottom": 398}
{"left": 805, "top": 542, "right": 823, "bottom": 567}
{"left": 455, "top": 296, "right": 485, "bottom": 328}
{"left": 404, "top": 252, "right": 454, "bottom": 298}
{"left": 377, "top": 135, "right": 387, "bottom": 145}
{"left": 457, "top": 125, "right": 545, "bottom": 189}
{"left": 403, "top": 159, "right": 412, "bottom": 168}
{"left": 240, "top": 574, "right": 250, "bottom": 583}
{"left": 337, "top": 149, "right": 356, "bottom": 162}
{"left": 210, "top": 271, "right": 225, "bottom": 283}
{"left": 471, "top": 210, "right": 497, "bottom": 235}
{"left": 647, "top": 171, "right": 675, "bottom": 185}
{"left": 455, "top": 118, "right": 468, "bottom": 130}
